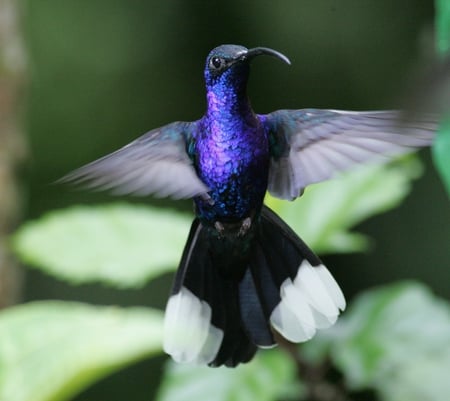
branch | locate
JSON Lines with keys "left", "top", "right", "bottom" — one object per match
{"left": 276, "top": 335, "right": 352, "bottom": 401}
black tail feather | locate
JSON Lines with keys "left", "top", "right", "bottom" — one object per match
{"left": 210, "top": 284, "right": 257, "bottom": 367}
{"left": 238, "top": 268, "right": 275, "bottom": 347}
{"left": 170, "top": 219, "right": 207, "bottom": 295}
{"left": 163, "top": 207, "right": 345, "bottom": 367}
{"left": 241, "top": 205, "right": 320, "bottom": 347}
{"left": 259, "top": 206, "right": 322, "bottom": 274}
{"left": 165, "top": 218, "right": 256, "bottom": 367}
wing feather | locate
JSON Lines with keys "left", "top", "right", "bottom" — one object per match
{"left": 60, "top": 121, "right": 209, "bottom": 200}
{"left": 262, "top": 109, "right": 437, "bottom": 200}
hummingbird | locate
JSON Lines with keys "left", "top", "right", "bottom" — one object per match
{"left": 62, "top": 44, "right": 436, "bottom": 367}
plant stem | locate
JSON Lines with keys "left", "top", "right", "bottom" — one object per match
{"left": 277, "top": 335, "right": 352, "bottom": 401}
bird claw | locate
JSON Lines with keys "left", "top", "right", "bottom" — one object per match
{"left": 214, "top": 216, "right": 252, "bottom": 238}
{"left": 201, "top": 193, "right": 215, "bottom": 206}
{"left": 238, "top": 217, "right": 252, "bottom": 237}
{"left": 214, "top": 221, "right": 225, "bottom": 236}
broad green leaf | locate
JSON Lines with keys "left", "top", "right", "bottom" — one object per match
{"left": 12, "top": 203, "right": 191, "bottom": 288}
{"left": 433, "top": 119, "right": 450, "bottom": 195}
{"left": 436, "top": 0, "right": 450, "bottom": 54}
{"left": 324, "top": 282, "right": 450, "bottom": 401}
{"left": 0, "top": 301, "right": 164, "bottom": 401}
{"left": 265, "top": 157, "right": 422, "bottom": 253}
{"left": 434, "top": 0, "right": 450, "bottom": 195}
{"left": 156, "top": 349, "right": 299, "bottom": 401}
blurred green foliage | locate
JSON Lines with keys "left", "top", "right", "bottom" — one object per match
{"left": 433, "top": 0, "right": 450, "bottom": 195}
{"left": 266, "top": 157, "right": 423, "bottom": 254}
{"left": 12, "top": 204, "right": 191, "bottom": 288}
{"left": 2, "top": 157, "right": 444, "bottom": 401}
{"left": 328, "top": 282, "right": 450, "bottom": 401}
{"left": 0, "top": 302, "right": 163, "bottom": 401}
{"left": 157, "top": 351, "right": 298, "bottom": 401}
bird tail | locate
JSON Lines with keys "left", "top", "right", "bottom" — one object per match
{"left": 163, "top": 206, "right": 345, "bottom": 367}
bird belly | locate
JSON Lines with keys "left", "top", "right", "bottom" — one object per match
{"left": 194, "top": 133, "right": 269, "bottom": 224}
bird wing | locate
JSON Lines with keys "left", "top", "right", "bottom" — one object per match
{"left": 260, "top": 109, "right": 437, "bottom": 200}
{"left": 59, "top": 121, "right": 210, "bottom": 200}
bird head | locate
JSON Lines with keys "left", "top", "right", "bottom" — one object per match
{"left": 204, "top": 44, "right": 291, "bottom": 90}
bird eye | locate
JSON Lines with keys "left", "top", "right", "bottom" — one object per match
{"left": 210, "top": 56, "right": 225, "bottom": 70}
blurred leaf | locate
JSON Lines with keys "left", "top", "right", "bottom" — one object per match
{"left": 433, "top": 119, "right": 450, "bottom": 195}
{"left": 434, "top": 0, "right": 450, "bottom": 195}
{"left": 436, "top": 0, "right": 450, "bottom": 54}
{"left": 265, "top": 157, "right": 423, "bottom": 254}
{"left": 156, "top": 349, "right": 299, "bottom": 401}
{"left": 323, "top": 282, "right": 450, "bottom": 401}
{"left": 0, "top": 301, "right": 164, "bottom": 401}
{"left": 12, "top": 203, "right": 191, "bottom": 288}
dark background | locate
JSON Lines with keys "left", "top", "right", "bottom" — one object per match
{"left": 19, "top": 1, "right": 448, "bottom": 400}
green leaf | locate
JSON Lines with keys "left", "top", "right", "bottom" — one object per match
{"left": 0, "top": 301, "right": 164, "bottom": 401}
{"left": 325, "top": 282, "right": 450, "bottom": 401}
{"left": 265, "top": 157, "right": 423, "bottom": 254}
{"left": 436, "top": 0, "right": 450, "bottom": 54}
{"left": 433, "top": 119, "right": 450, "bottom": 195}
{"left": 434, "top": 0, "right": 450, "bottom": 195}
{"left": 12, "top": 203, "right": 191, "bottom": 288}
{"left": 156, "top": 350, "right": 299, "bottom": 401}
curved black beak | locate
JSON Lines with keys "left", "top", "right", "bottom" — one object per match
{"left": 244, "top": 47, "right": 291, "bottom": 65}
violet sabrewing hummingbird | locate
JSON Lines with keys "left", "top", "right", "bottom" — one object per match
{"left": 62, "top": 44, "right": 436, "bottom": 367}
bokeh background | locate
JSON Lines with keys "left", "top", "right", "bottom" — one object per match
{"left": 6, "top": 0, "right": 449, "bottom": 400}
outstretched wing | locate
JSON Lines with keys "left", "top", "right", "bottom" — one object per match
{"left": 261, "top": 109, "right": 437, "bottom": 200}
{"left": 60, "top": 121, "right": 210, "bottom": 200}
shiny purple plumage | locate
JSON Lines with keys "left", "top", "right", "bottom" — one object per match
{"left": 193, "top": 59, "right": 269, "bottom": 222}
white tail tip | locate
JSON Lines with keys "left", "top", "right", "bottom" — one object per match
{"left": 270, "top": 261, "right": 345, "bottom": 342}
{"left": 163, "top": 286, "right": 223, "bottom": 364}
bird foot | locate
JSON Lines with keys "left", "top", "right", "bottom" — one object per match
{"left": 214, "top": 216, "right": 252, "bottom": 238}
{"left": 214, "top": 221, "right": 225, "bottom": 236}
{"left": 238, "top": 217, "right": 252, "bottom": 237}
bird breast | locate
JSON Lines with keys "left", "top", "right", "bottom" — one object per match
{"left": 194, "top": 118, "right": 270, "bottom": 222}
